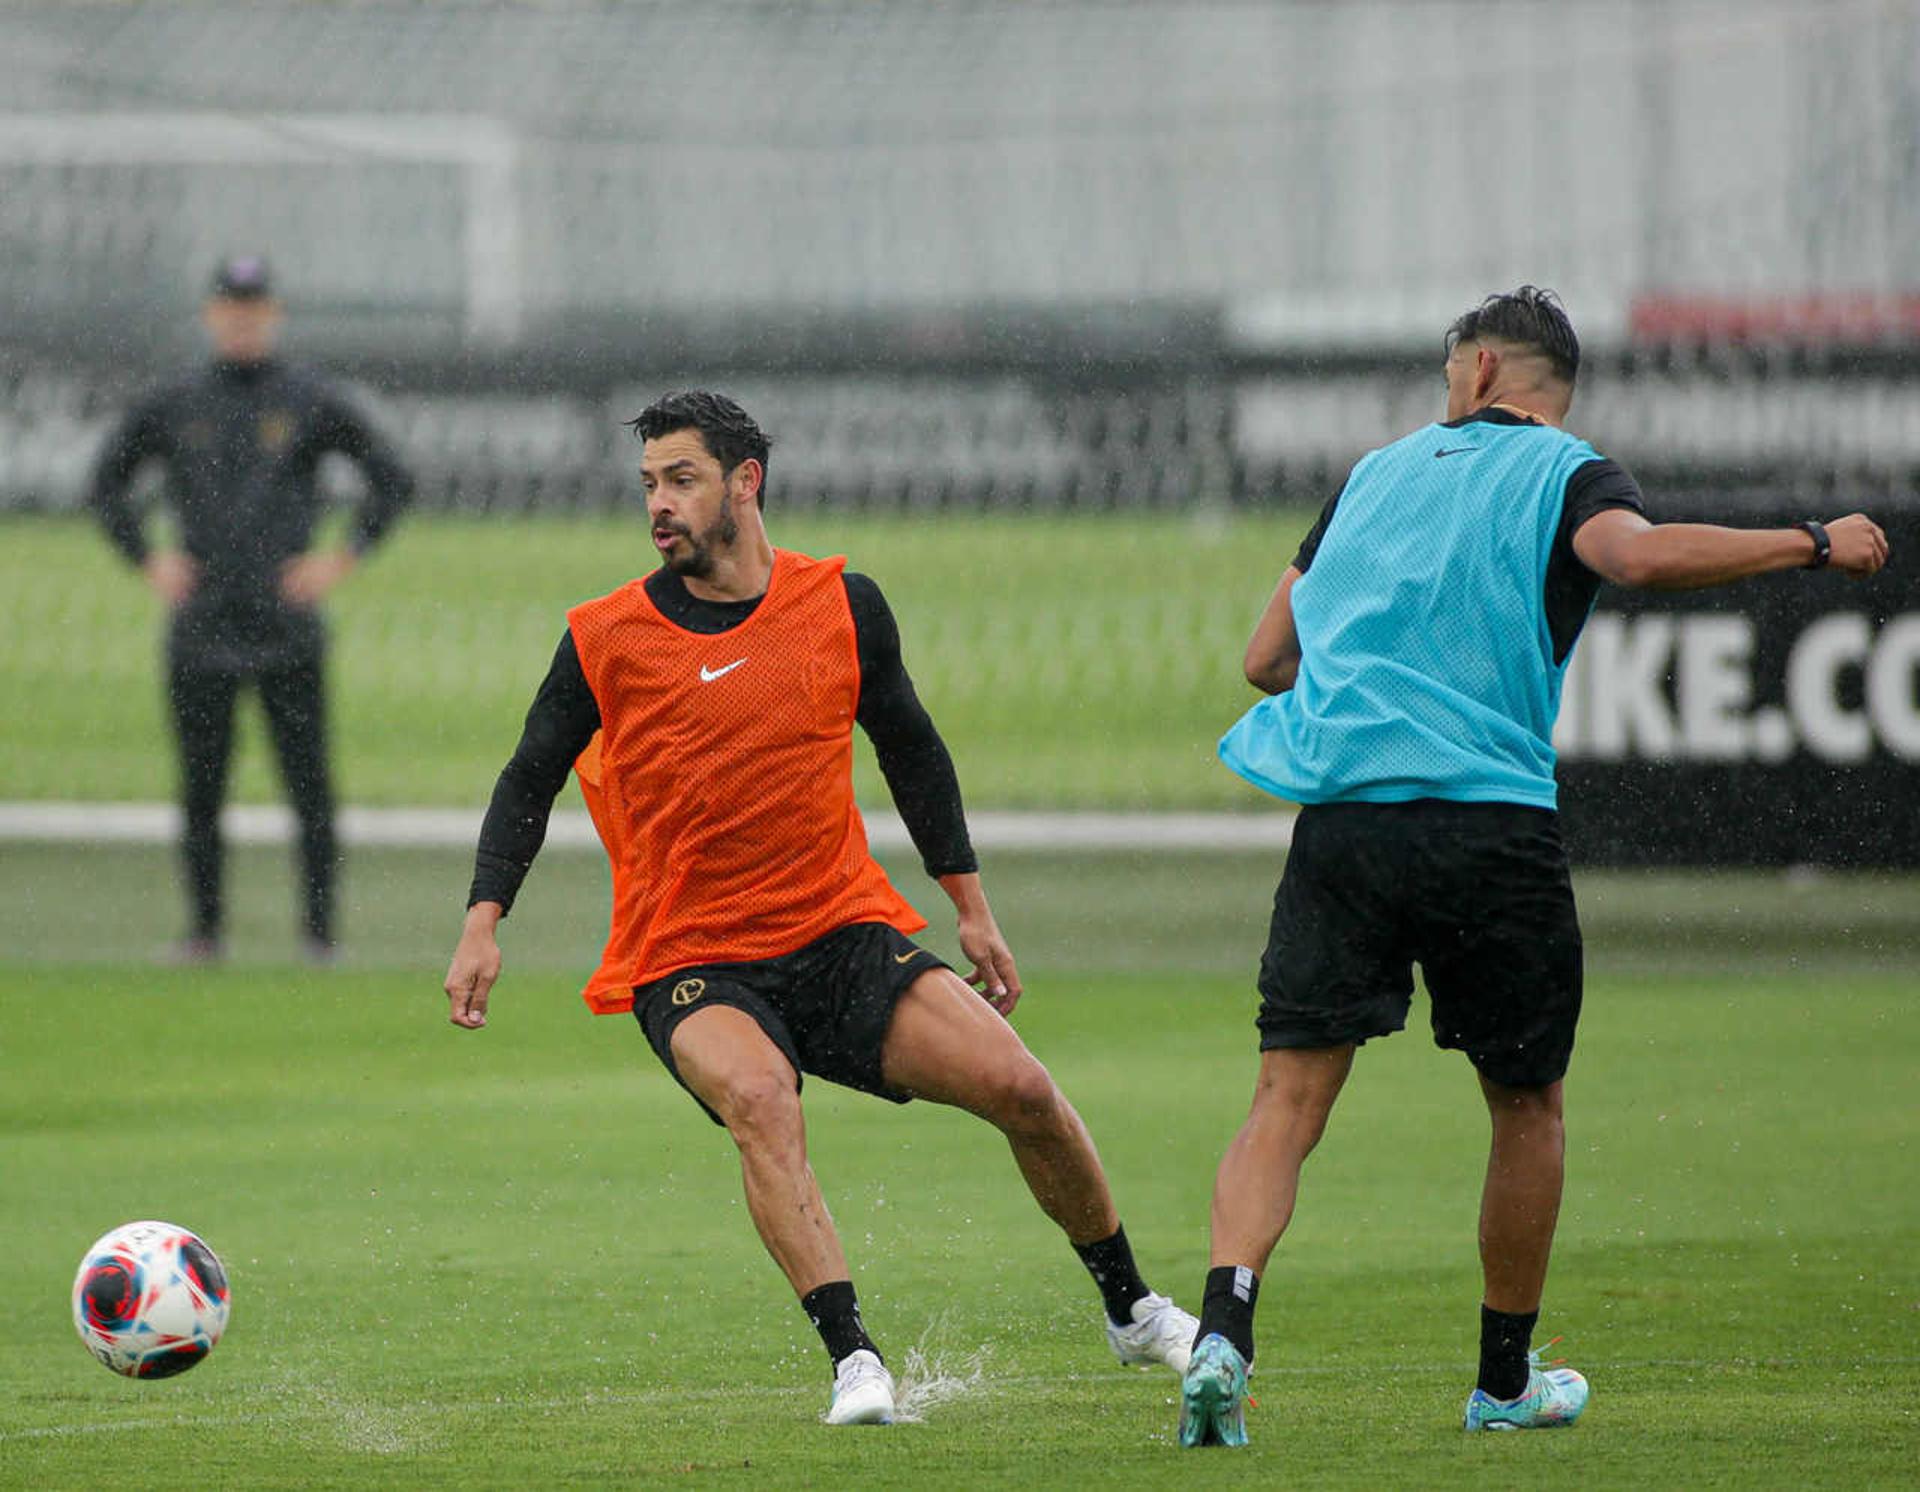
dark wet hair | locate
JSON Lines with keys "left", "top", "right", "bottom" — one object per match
{"left": 627, "top": 390, "right": 771, "bottom": 508}
{"left": 1445, "top": 286, "right": 1580, "bottom": 385}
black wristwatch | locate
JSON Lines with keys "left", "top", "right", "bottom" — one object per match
{"left": 1798, "top": 519, "right": 1831, "bottom": 570}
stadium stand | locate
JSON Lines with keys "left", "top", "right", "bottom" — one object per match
{"left": 3, "top": 1, "right": 1917, "bottom": 519}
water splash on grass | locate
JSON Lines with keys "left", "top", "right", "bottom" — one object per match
{"left": 889, "top": 1316, "right": 993, "bottom": 1423}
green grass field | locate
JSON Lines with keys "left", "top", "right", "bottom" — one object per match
{"left": 5, "top": 510, "right": 1915, "bottom": 1486}
{"left": 0, "top": 511, "right": 1310, "bottom": 811}
{"left": 2, "top": 948, "right": 1913, "bottom": 1488}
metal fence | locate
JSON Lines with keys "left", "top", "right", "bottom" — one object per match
{"left": 7, "top": 351, "right": 1920, "bottom": 518}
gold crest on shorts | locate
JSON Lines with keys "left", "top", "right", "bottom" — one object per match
{"left": 258, "top": 411, "right": 295, "bottom": 454}
{"left": 671, "top": 977, "right": 706, "bottom": 1006}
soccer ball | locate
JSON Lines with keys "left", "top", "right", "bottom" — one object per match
{"left": 72, "top": 1220, "right": 230, "bottom": 1378}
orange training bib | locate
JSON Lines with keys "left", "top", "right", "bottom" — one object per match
{"left": 567, "top": 549, "right": 925, "bottom": 1012}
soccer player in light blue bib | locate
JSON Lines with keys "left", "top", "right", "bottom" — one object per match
{"left": 1177, "top": 288, "right": 1890, "bottom": 1447}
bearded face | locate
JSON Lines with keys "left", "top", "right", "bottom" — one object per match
{"left": 657, "top": 500, "right": 739, "bottom": 579}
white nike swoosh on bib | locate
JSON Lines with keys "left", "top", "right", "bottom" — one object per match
{"left": 699, "top": 658, "right": 748, "bottom": 682}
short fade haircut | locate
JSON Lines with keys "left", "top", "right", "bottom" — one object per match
{"left": 1445, "top": 286, "right": 1580, "bottom": 385}
{"left": 627, "top": 390, "right": 772, "bottom": 509}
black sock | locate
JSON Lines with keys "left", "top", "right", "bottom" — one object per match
{"left": 1074, "top": 1225, "right": 1152, "bottom": 1327}
{"left": 801, "top": 1280, "right": 879, "bottom": 1368}
{"left": 1477, "top": 1304, "right": 1538, "bottom": 1400}
{"left": 1196, "top": 1264, "right": 1260, "bottom": 1365}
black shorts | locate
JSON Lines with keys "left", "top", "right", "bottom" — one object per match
{"left": 1256, "top": 800, "right": 1583, "bottom": 1088}
{"left": 632, "top": 922, "right": 951, "bottom": 1125}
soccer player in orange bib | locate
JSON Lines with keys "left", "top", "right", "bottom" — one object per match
{"left": 443, "top": 391, "right": 1195, "bottom": 1424}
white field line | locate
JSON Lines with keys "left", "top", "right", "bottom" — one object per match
{"left": 0, "top": 802, "right": 1295, "bottom": 854}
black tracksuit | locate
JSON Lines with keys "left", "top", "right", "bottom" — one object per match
{"left": 91, "top": 357, "right": 414, "bottom": 945}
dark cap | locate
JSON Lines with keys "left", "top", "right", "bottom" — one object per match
{"left": 209, "top": 255, "right": 274, "bottom": 300}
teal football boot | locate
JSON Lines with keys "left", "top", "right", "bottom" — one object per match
{"left": 1178, "top": 1333, "right": 1251, "bottom": 1447}
{"left": 1463, "top": 1341, "right": 1588, "bottom": 1431}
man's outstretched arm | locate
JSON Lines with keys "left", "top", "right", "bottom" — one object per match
{"left": 444, "top": 631, "right": 601, "bottom": 1028}
{"left": 935, "top": 870, "right": 1022, "bottom": 1016}
{"left": 1574, "top": 509, "right": 1888, "bottom": 589}
{"left": 845, "top": 573, "right": 1021, "bottom": 1013}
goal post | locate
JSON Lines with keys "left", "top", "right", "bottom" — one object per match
{"left": 0, "top": 111, "right": 522, "bottom": 344}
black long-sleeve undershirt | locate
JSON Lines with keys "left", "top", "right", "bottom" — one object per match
{"left": 468, "top": 567, "right": 977, "bottom": 915}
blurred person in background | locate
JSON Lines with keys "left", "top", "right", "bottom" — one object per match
{"left": 90, "top": 255, "right": 415, "bottom": 964}
{"left": 1179, "top": 286, "right": 1889, "bottom": 1448}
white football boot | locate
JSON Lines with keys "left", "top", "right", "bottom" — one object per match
{"left": 824, "top": 1349, "right": 895, "bottom": 1425}
{"left": 1106, "top": 1292, "right": 1200, "bottom": 1375}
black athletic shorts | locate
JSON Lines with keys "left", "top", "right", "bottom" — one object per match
{"left": 632, "top": 922, "right": 951, "bottom": 1125}
{"left": 1256, "top": 800, "right": 1583, "bottom": 1088}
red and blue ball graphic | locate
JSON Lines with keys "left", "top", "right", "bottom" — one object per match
{"left": 72, "top": 1221, "right": 230, "bottom": 1378}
